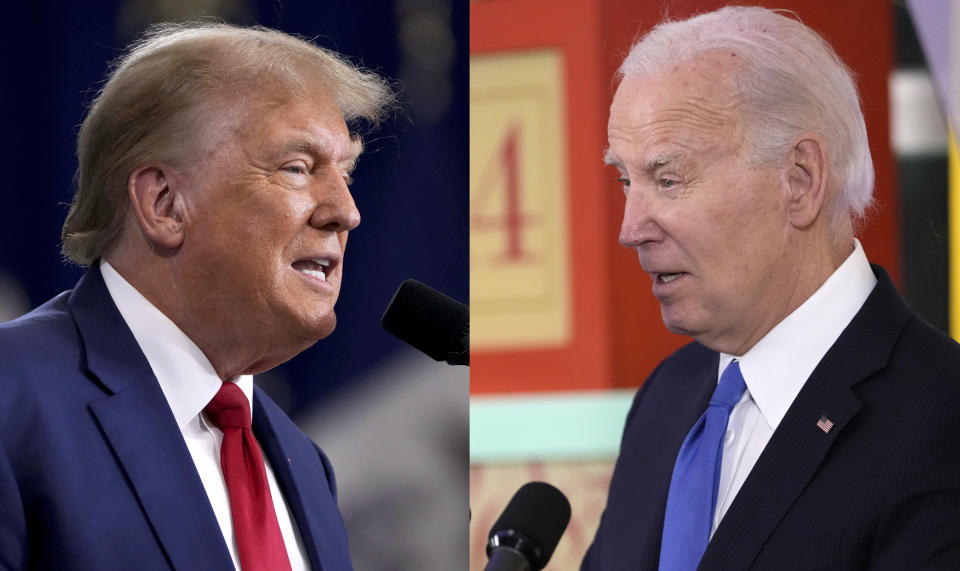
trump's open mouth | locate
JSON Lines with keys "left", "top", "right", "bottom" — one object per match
{"left": 292, "top": 258, "right": 332, "bottom": 282}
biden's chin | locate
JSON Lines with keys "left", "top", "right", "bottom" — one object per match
{"left": 661, "top": 307, "right": 741, "bottom": 355}
{"left": 658, "top": 303, "right": 706, "bottom": 340}
{"left": 660, "top": 304, "right": 687, "bottom": 333}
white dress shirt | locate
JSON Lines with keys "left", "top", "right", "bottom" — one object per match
{"left": 711, "top": 240, "right": 877, "bottom": 535}
{"left": 101, "top": 261, "right": 309, "bottom": 570}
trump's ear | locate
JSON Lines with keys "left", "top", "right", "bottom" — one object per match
{"left": 786, "top": 136, "right": 828, "bottom": 229}
{"left": 127, "top": 163, "right": 185, "bottom": 250}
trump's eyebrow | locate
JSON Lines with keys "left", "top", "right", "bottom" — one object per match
{"left": 272, "top": 135, "right": 364, "bottom": 174}
{"left": 342, "top": 136, "right": 364, "bottom": 174}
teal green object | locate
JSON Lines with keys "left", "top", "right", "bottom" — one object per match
{"left": 470, "top": 390, "right": 635, "bottom": 463}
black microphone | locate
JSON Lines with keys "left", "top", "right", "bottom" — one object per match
{"left": 381, "top": 279, "right": 469, "bottom": 366}
{"left": 485, "top": 482, "right": 571, "bottom": 571}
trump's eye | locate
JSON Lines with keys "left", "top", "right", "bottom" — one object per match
{"left": 281, "top": 161, "right": 310, "bottom": 176}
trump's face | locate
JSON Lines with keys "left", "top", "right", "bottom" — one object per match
{"left": 176, "top": 89, "right": 361, "bottom": 360}
{"left": 607, "top": 54, "right": 800, "bottom": 355}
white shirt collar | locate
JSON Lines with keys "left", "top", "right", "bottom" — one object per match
{"left": 100, "top": 260, "right": 254, "bottom": 428}
{"left": 719, "top": 239, "right": 877, "bottom": 430}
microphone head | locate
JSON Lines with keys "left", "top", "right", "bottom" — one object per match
{"left": 381, "top": 279, "right": 469, "bottom": 365}
{"left": 487, "top": 482, "right": 571, "bottom": 570}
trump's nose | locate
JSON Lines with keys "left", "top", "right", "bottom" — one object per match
{"left": 310, "top": 170, "right": 361, "bottom": 232}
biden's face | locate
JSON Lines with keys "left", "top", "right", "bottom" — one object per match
{"left": 177, "top": 89, "right": 361, "bottom": 358}
{"left": 607, "top": 55, "right": 798, "bottom": 355}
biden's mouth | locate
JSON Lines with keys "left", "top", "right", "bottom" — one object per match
{"left": 292, "top": 258, "right": 332, "bottom": 282}
{"left": 657, "top": 272, "right": 684, "bottom": 284}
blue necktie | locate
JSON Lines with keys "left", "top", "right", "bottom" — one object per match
{"left": 658, "top": 360, "right": 747, "bottom": 571}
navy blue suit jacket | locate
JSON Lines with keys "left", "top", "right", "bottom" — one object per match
{"left": 584, "top": 267, "right": 960, "bottom": 570}
{"left": 0, "top": 265, "right": 353, "bottom": 570}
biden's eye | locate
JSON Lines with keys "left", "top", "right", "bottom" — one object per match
{"left": 617, "top": 177, "right": 631, "bottom": 188}
{"left": 658, "top": 177, "right": 679, "bottom": 190}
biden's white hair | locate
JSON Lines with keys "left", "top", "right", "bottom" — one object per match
{"left": 619, "top": 6, "right": 874, "bottom": 228}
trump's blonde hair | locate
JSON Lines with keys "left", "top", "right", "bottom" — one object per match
{"left": 62, "top": 21, "right": 395, "bottom": 265}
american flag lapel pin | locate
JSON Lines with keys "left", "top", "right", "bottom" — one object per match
{"left": 816, "top": 414, "right": 835, "bottom": 434}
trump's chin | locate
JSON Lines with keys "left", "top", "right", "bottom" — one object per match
{"left": 251, "top": 311, "right": 338, "bottom": 375}
{"left": 290, "top": 309, "right": 338, "bottom": 344}
{"left": 312, "top": 312, "right": 338, "bottom": 341}
{"left": 268, "top": 298, "right": 338, "bottom": 343}
{"left": 273, "top": 288, "right": 340, "bottom": 340}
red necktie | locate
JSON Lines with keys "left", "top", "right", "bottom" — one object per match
{"left": 205, "top": 383, "right": 292, "bottom": 571}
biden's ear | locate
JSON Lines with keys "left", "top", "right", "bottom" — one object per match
{"left": 127, "top": 163, "right": 185, "bottom": 250}
{"left": 786, "top": 136, "right": 828, "bottom": 229}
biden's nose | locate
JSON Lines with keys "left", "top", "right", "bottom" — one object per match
{"left": 619, "top": 188, "right": 663, "bottom": 247}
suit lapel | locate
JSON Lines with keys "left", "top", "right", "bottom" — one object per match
{"left": 701, "top": 267, "right": 912, "bottom": 569}
{"left": 643, "top": 351, "right": 719, "bottom": 567}
{"left": 70, "top": 266, "right": 232, "bottom": 570}
{"left": 701, "top": 348, "right": 861, "bottom": 569}
{"left": 254, "top": 389, "right": 352, "bottom": 571}
{"left": 600, "top": 344, "right": 718, "bottom": 569}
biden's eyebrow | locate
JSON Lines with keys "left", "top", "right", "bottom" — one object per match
{"left": 602, "top": 148, "right": 622, "bottom": 167}
{"left": 641, "top": 150, "right": 685, "bottom": 172}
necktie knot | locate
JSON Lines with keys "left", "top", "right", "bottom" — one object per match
{"left": 204, "top": 382, "right": 251, "bottom": 430}
{"left": 710, "top": 360, "right": 747, "bottom": 409}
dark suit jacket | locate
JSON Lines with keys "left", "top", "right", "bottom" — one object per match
{"left": 583, "top": 267, "right": 960, "bottom": 570}
{"left": 0, "top": 265, "right": 353, "bottom": 570}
